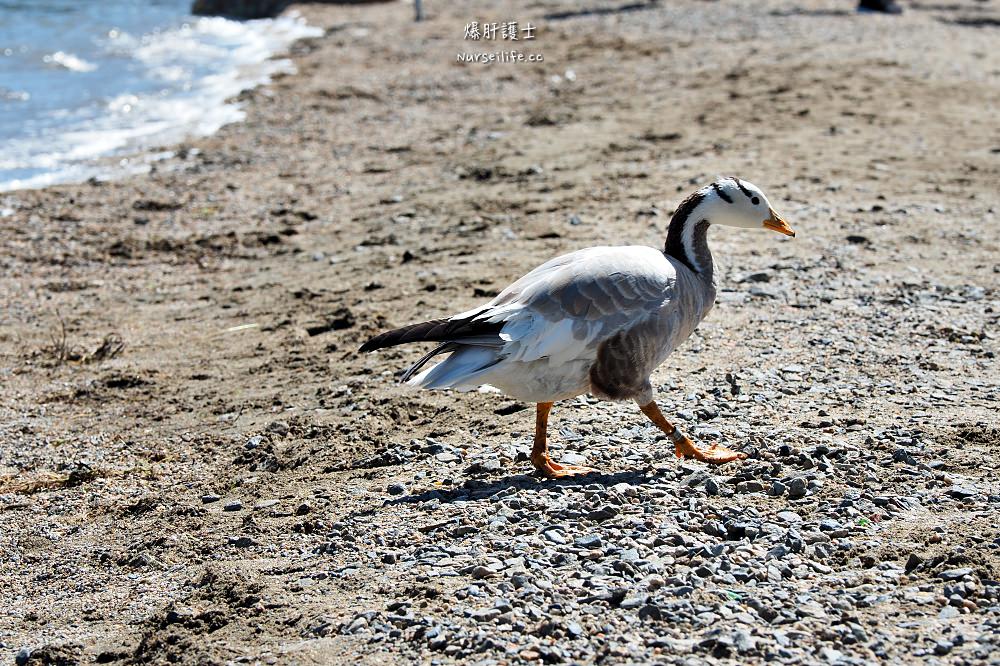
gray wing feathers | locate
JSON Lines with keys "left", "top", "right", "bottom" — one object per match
{"left": 473, "top": 247, "right": 679, "bottom": 365}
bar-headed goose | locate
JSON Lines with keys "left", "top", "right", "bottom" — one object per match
{"left": 360, "top": 177, "right": 795, "bottom": 477}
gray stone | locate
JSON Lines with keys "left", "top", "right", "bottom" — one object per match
{"left": 948, "top": 486, "right": 978, "bottom": 499}
{"left": 575, "top": 534, "right": 602, "bottom": 549}
{"left": 620, "top": 548, "right": 640, "bottom": 562}
{"left": 192, "top": 0, "right": 291, "bottom": 19}
{"left": 471, "top": 566, "right": 494, "bottom": 579}
{"left": 619, "top": 595, "right": 644, "bottom": 609}
{"left": 820, "top": 646, "right": 844, "bottom": 662}
{"left": 346, "top": 616, "right": 369, "bottom": 633}
{"left": 938, "top": 605, "right": 960, "bottom": 620}
{"left": 543, "top": 529, "right": 568, "bottom": 545}
{"left": 471, "top": 608, "right": 501, "bottom": 622}
{"left": 938, "top": 568, "right": 973, "bottom": 581}
{"left": 588, "top": 505, "right": 618, "bottom": 522}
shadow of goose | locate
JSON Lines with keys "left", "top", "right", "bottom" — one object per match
{"left": 386, "top": 466, "right": 674, "bottom": 506}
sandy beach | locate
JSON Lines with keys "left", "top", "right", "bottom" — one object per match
{"left": 1, "top": 0, "right": 998, "bottom": 663}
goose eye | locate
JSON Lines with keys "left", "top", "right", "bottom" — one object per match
{"left": 751, "top": 196, "right": 760, "bottom": 205}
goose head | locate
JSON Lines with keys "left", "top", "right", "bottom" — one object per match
{"left": 696, "top": 176, "right": 795, "bottom": 236}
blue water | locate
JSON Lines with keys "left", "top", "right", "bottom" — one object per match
{"left": 0, "top": 0, "right": 320, "bottom": 191}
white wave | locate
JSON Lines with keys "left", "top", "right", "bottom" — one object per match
{"left": 43, "top": 51, "right": 98, "bottom": 72}
{"left": 0, "top": 87, "right": 30, "bottom": 102}
{"left": 1, "top": 13, "right": 322, "bottom": 192}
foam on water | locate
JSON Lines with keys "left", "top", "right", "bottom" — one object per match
{"left": 0, "top": 2, "right": 321, "bottom": 191}
{"left": 43, "top": 51, "right": 98, "bottom": 73}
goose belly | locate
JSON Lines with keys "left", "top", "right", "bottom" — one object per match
{"left": 479, "top": 357, "right": 593, "bottom": 403}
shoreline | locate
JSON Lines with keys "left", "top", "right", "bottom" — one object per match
{"left": 1, "top": 0, "right": 998, "bottom": 663}
{"left": 0, "top": 7, "right": 321, "bottom": 193}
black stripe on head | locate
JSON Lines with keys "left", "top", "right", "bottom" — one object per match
{"left": 711, "top": 181, "right": 733, "bottom": 203}
{"left": 664, "top": 189, "right": 706, "bottom": 273}
{"left": 732, "top": 177, "right": 754, "bottom": 199}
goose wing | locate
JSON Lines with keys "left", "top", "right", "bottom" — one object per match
{"left": 455, "top": 246, "right": 680, "bottom": 366}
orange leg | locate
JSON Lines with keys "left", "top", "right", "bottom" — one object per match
{"left": 638, "top": 401, "right": 747, "bottom": 464}
{"left": 530, "top": 402, "right": 593, "bottom": 478}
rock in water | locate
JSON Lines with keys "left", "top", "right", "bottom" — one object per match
{"left": 191, "top": 0, "right": 289, "bottom": 19}
{"left": 192, "top": 0, "right": 395, "bottom": 20}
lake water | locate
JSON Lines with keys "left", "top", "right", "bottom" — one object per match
{"left": 0, "top": 0, "right": 321, "bottom": 191}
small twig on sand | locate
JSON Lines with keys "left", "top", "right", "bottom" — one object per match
{"left": 0, "top": 464, "right": 101, "bottom": 495}
{"left": 47, "top": 310, "right": 69, "bottom": 365}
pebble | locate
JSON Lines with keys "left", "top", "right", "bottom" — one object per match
{"left": 471, "top": 566, "right": 494, "bottom": 580}
{"left": 820, "top": 647, "right": 844, "bottom": 662}
{"left": 575, "top": 534, "right": 602, "bottom": 549}
{"left": 938, "top": 606, "right": 960, "bottom": 620}
{"left": 223, "top": 500, "right": 243, "bottom": 512}
{"left": 346, "top": 616, "right": 368, "bottom": 633}
{"left": 786, "top": 478, "right": 807, "bottom": 498}
{"left": 588, "top": 505, "right": 618, "bottom": 522}
{"left": 543, "top": 529, "right": 568, "bottom": 545}
{"left": 638, "top": 605, "right": 661, "bottom": 621}
{"left": 472, "top": 608, "right": 501, "bottom": 622}
{"left": 938, "top": 568, "right": 973, "bottom": 581}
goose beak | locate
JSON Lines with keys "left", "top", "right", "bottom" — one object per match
{"left": 763, "top": 209, "right": 795, "bottom": 237}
